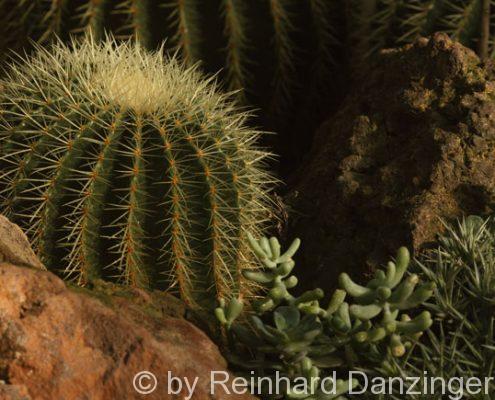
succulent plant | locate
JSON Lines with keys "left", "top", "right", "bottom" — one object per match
{"left": 370, "top": 215, "right": 495, "bottom": 399}
{"left": 338, "top": 247, "right": 435, "bottom": 361}
{"left": 215, "top": 235, "right": 434, "bottom": 399}
{"left": 0, "top": 35, "right": 275, "bottom": 310}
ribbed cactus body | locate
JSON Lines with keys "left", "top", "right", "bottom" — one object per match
{"left": 0, "top": 37, "right": 274, "bottom": 309}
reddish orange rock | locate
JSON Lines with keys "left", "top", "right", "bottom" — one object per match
{"left": 0, "top": 262, "right": 256, "bottom": 400}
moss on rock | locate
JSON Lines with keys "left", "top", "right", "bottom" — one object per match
{"left": 289, "top": 33, "right": 495, "bottom": 289}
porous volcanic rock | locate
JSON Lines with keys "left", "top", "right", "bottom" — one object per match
{"left": 289, "top": 33, "right": 495, "bottom": 288}
{"left": 0, "top": 219, "right": 254, "bottom": 400}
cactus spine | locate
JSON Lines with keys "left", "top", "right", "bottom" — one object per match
{"left": 0, "top": 36, "right": 275, "bottom": 310}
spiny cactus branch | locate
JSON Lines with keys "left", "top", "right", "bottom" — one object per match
{"left": 268, "top": 0, "right": 297, "bottom": 118}
{"left": 74, "top": 0, "right": 111, "bottom": 40}
{"left": 168, "top": 0, "right": 202, "bottom": 65}
{"left": 221, "top": 0, "right": 250, "bottom": 98}
{"left": 479, "top": 0, "right": 491, "bottom": 59}
{"left": 114, "top": 0, "right": 153, "bottom": 48}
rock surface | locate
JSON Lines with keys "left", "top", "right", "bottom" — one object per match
{"left": 0, "top": 215, "right": 43, "bottom": 270}
{"left": 289, "top": 33, "right": 495, "bottom": 288}
{"left": 0, "top": 219, "right": 254, "bottom": 400}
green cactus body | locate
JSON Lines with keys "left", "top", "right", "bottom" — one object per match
{"left": 0, "top": 36, "right": 275, "bottom": 310}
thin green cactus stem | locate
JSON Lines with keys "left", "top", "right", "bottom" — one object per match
{"left": 76, "top": 0, "right": 112, "bottom": 40}
{"left": 268, "top": 0, "right": 297, "bottom": 117}
{"left": 115, "top": 0, "right": 153, "bottom": 48}
{"left": 222, "top": 0, "right": 249, "bottom": 98}
{"left": 169, "top": 0, "right": 202, "bottom": 65}
{"left": 40, "top": 0, "right": 69, "bottom": 42}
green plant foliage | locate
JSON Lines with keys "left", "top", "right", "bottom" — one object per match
{"left": 215, "top": 234, "right": 434, "bottom": 399}
{"left": 370, "top": 215, "right": 495, "bottom": 399}
{"left": 0, "top": 35, "right": 276, "bottom": 310}
{"left": 338, "top": 247, "right": 435, "bottom": 361}
{"left": 5, "top": 1, "right": 492, "bottom": 167}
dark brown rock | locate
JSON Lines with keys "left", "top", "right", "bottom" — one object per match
{"left": 288, "top": 33, "right": 495, "bottom": 288}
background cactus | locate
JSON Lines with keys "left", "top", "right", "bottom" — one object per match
{"left": 349, "top": 0, "right": 495, "bottom": 66}
{"left": 1, "top": 2, "right": 495, "bottom": 174}
{"left": 216, "top": 235, "right": 433, "bottom": 399}
{"left": 0, "top": 35, "right": 275, "bottom": 310}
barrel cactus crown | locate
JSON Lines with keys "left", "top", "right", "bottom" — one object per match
{"left": 0, "top": 36, "right": 275, "bottom": 309}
